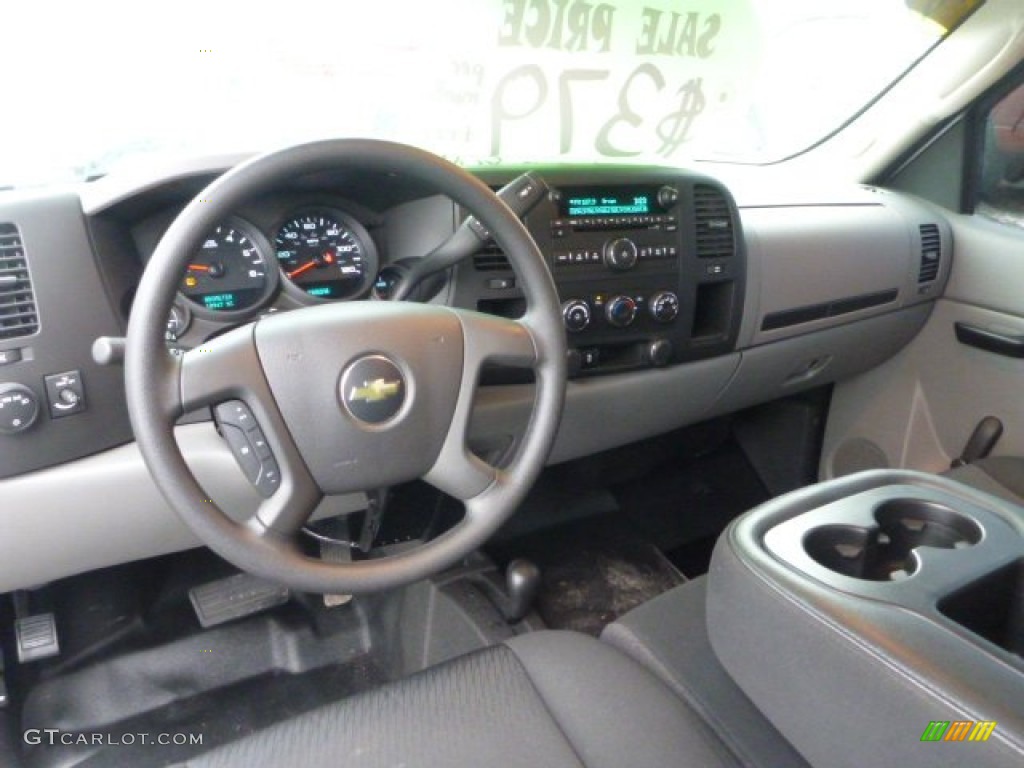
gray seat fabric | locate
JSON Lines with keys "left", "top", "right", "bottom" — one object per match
{"left": 945, "top": 456, "right": 1024, "bottom": 506}
{"left": 183, "top": 630, "right": 740, "bottom": 768}
{"left": 602, "top": 577, "right": 809, "bottom": 768}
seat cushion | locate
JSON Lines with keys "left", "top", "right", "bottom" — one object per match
{"left": 945, "top": 456, "right": 1024, "bottom": 506}
{"left": 183, "top": 630, "right": 739, "bottom": 768}
{"left": 602, "top": 577, "right": 809, "bottom": 768}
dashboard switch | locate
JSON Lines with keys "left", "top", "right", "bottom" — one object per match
{"left": 0, "top": 349, "right": 22, "bottom": 366}
{"left": 44, "top": 370, "right": 86, "bottom": 419}
{"left": 0, "top": 383, "right": 39, "bottom": 434}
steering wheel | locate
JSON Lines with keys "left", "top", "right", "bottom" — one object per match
{"left": 126, "top": 140, "right": 567, "bottom": 594}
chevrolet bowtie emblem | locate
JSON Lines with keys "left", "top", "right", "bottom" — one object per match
{"left": 349, "top": 378, "right": 402, "bottom": 403}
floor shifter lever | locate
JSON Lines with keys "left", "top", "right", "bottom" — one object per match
{"left": 480, "top": 559, "right": 541, "bottom": 624}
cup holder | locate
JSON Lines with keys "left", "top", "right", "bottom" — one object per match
{"left": 803, "top": 500, "right": 982, "bottom": 582}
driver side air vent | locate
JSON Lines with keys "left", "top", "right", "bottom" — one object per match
{"left": 473, "top": 244, "right": 510, "bottom": 271}
{"left": 0, "top": 223, "right": 40, "bottom": 340}
{"left": 694, "top": 185, "right": 735, "bottom": 259}
{"left": 918, "top": 223, "right": 941, "bottom": 283}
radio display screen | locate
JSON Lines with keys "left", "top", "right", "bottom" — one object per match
{"left": 559, "top": 186, "right": 663, "bottom": 217}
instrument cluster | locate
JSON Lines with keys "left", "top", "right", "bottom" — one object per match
{"left": 177, "top": 207, "right": 379, "bottom": 321}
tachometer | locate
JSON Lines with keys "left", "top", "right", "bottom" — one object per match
{"left": 179, "top": 218, "right": 277, "bottom": 318}
{"left": 274, "top": 210, "right": 377, "bottom": 300}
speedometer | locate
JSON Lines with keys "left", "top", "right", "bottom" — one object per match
{"left": 179, "top": 218, "right": 277, "bottom": 319}
{"left": 274, "top": 210, "right": 378, "bottom": 300}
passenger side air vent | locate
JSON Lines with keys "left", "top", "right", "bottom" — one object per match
{"left": 918, "top": 223, "right": 941, "bottom": 283}
{"left": 694, "top": 185, "right": 735, "bottom": 259}
{"left": 473, "top": 244, "right": 510, "bottom": 271}
{"left": 0, "top": 223, "right": 40, "bottom": 340}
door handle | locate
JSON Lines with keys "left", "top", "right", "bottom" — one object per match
{"left": 954, "top": 322, "right": 1024, "bottom": 358}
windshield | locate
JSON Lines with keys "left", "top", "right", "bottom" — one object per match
{"left": 2, "top": 0, "right": 966, "bottom": 188}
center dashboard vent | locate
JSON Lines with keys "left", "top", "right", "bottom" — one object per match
{"left": 0, "top": 223, "right": 40, "bottom": 340}
{"left": 694, "top": 185, "right": 735, "bottom": 259}
{"left": 918, "top": 223, "right": 941, "bottom": 283}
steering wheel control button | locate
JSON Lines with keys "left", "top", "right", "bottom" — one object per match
{"left": 214, "top": 400, "right": 282, "bottom": 497}
{"left": 43, "top": 370, "right": 86, "bottom": 419}
{"left": 215, "top": 400, "right": 256, "bottom": 430}
{"left": 222, "top": 424, "right": 262, "bottom": 483}
{"left": 255, "top": 458, "right": 281, "bottom": 497}
{"left": 249, "top": 428, "right": 273, "bottom": 460}
{"left": 340, "top": 355, "right": 406, "bottom": 426}
{"left": 0, "top": 383, "right": 40, "bottom": 434}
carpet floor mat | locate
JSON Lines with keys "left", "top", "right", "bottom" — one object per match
{"left": 490, "top": 515, "right": 685, "bottom": 636}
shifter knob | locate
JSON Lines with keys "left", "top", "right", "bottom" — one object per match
{"left": 503, "top": 559, "right": 541, "bottom": 623}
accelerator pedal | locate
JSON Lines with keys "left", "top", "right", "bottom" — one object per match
{"left": 189, "top": 573, "right": 290, "bottom": 629}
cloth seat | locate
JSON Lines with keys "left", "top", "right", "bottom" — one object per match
{"left": 184, "top": 630, "right": 740, "bottom": 768}
{"left": 602, "top": 577, "right": 809, "bottom": 768}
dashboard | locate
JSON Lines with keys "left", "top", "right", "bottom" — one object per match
{"left": 0, "top": 157, "right": 953, "bottom": 590}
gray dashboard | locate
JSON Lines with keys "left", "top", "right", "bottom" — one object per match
{"left": 0, "top": 159, "right": 951, "bottom": 590}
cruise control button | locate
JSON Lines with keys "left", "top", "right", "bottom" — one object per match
{"left": 221, "top": 423, "right": 261, "bottom": 483}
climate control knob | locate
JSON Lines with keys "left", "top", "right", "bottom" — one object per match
{"left": 562, "top": 299, "right": 591, "bottom": 333}
{"left": 0, "top": 383, "right": 39, "bottom": 435}
{"left": 649, "top": 291, "right": 680, "bottom": 323}
{"left": 605, "top": 295, "right": 638, "bottom": 328}
{"left": 603, "top": 238, "right": 638, "bottom": 271}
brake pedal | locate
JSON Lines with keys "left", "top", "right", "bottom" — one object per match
{"left": 15, "top": 613, "right": 60, "bottom": 663}
{"left": 189, "top": 573, "right": 290, "bottom": 629}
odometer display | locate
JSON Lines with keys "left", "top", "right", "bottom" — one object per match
{"left": 274, "top": 210, "right": 377, "bottom": 300}
{"left": 179, "top": 219, "right": 277, "bottom": 317}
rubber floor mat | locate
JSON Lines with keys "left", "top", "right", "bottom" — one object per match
{"left": 491, "top": 516, "right": 685, "bottom": 636}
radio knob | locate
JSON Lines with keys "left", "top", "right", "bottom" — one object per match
{"left": 605, "top": 295, "right": 637, "bottom": 328}
{"left": 649, "top": 291, "right": 680, "bottom": 323}
{"left": 562, "top": 300, "right": 591, "bottom": 333}
{"left": 657, "top": 185, "right": 680, "bottom": 209}
{"left": 603, "top": 238, "right": 638, "bottom": 271}
{"left": 0, "top": 383, "right": 39, "bottom": 435}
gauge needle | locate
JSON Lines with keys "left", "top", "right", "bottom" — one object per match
{"left": 187, "top": 264, "right": 211, "bottom": 272}
{"left": 288, "top": 260, "right": 318, "bottom": 279}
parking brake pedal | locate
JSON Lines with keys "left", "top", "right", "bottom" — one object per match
{"left": 189, "top": 573, "right": 291, "bottom": 629}
{"left": 951, "top": 416, "right": 1004, "bottom": 468}
{"left": 15, "top": 613, "right": 60, "bottom": 663}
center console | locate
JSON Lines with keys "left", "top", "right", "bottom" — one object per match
{"left": 456, "top": 168, "right": 744, "bottom": 377}
{"left": 705, "top": 471, "right": 1024, "bottom": 768}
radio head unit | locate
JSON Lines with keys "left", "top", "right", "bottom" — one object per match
{"left": 455, "top": 169, "right": 745, "bottom": 379}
